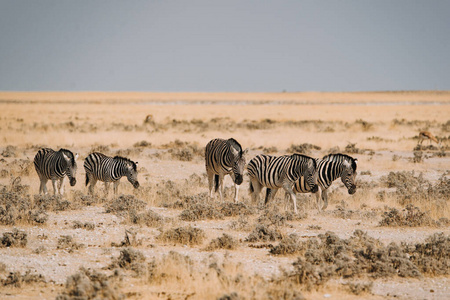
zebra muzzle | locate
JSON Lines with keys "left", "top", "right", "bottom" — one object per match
{"left": 133, "top": 181, "right": 140, "bottom": 189}
{"left": 234, "top": 174, "right": 243, "bottom": 185}
{"left": 70, "top": 178, "right": 77, "bottom": 186}
{"left": 348, "top": 185, "right": 356, "bottom": 194}
{"left": 310, "top": 184, "right": 319, "bottom": 193}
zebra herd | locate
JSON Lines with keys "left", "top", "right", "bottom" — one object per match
{"left": 34, "top": 149, "right": 139, "bottom": 197}
{"left": 33, "top": 137, "right": 358, "bottom": 213}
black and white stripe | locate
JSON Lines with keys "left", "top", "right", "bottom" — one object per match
{"left": 205, "top": 138, "right": 248, "bottom": 202}
{"left": 34, "top": 148, "right": 78, "bottom": 195}
{"left": 292, "top": 153, "right": 358, "bottom": 211}
{"left": 84, "top": 152, "right": 140, "bottom": 195}
{"left": 247, "top": 154, "right": 318, "bottom": 214}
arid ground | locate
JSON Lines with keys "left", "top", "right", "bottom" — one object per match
{"left": 0, "top": 91, "right": 449, "bottom": 299}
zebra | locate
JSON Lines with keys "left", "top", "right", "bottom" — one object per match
{"left": 289, "top": 153, "right": 358, "bottom": 211}
{"left": 33, "top": 148, "right": 78, "bottom": 195}
{"left": 247, "top": 153, "right": 318, "bottom": 214}
{"left": 84, "top": 152, "right": 140, "bottom": 196}
{"left": 205, "top": 138, "right": 248, "bottom": 202}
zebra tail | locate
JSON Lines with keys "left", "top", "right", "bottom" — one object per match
{"left": 85, "top": 174, "right": 89, "bottom": 186}
{"left": 214, "top": 174, "right": 219, "bottom": 192}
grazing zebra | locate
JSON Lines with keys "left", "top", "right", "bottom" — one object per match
{"left": 247, "top": 154, "right": 318, "bottom": 214}
{"left": 205, "top": 138, "right": 248, "bottom": 202}
{"left": 289, "top": 153, "right": 358, "bottom": 211}
{"left": 34, "top": 148, "right": 78, "bottom": 195}
{"left": 84, "top": 152, "right": 140, "bottom": 196}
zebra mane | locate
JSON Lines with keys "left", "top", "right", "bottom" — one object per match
{"left": 290, "top": 153, "right": 317, "bottom": 168}
{"left": 113, "top": 156, "right": 137, "bottom": 171}
{"left": 322, "top": 153, "right": 357, "bottom": 171}
{"left": 58, "top": 148, "right": 76, "bottom": 166}
{"left": 227, "top": 138, "right": 243, "bottom": 155}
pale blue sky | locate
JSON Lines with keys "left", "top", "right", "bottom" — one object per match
{"left": 1, "top": 1, "right": 449, "bottom": 92}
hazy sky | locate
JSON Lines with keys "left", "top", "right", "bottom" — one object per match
{"left": 1, "top": 1, "right": 449, "bottom": 92}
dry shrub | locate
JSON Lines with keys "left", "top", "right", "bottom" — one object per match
{"left": 287, "top": 143, "right": 321, "bottom": 155}
{"left": 279, "top": 230, "right": 423, "bottom": 291}
{"left": 270, "top": 234, "right": 303, "bottom": 255}
{"left": 1, "top": 270, "right": 45, "bottom": 287}
{"left": 258, "top": 206, "right": 307, "bottom": 227}
{"left": 56, "top": 267, "right": 123, "bottom": 300}
{"left": 129, "top": 209, "right": 164, "bottom": 227}
{"left": 1, "top": 145, "right": 18, "bottom": 158}
{"left": 381, "top": 172, "right": 449, "bottom": 218}
{"left": 379, "top": 205, "right": 437, "bottom": 227}
{"left": 355, "top": 119, "right": 374, "bottom": 131}
{"left": 229, "top": 215, "right": 252, "bottom": 232}
{"left": 72, "top": 220, "right": 95, "bottom": 231}
{"left": 344, "top": 143, "right": 363, "bottom": 154}
{"left": 345, "top": 281, "right": 373, "bottom": 295}
{"left": 219, "top": 202, "right": 255, "bottom": 217}
{"left": 204, "top": 234, "right": 239, "bottom": 251}
{"left": 133, "top": 140, "right": 151, "bottom": 148}
{"left": 34, "top": 194, "right": 71, "bottom": 211}
{"left": 404, "top": 232, "right": 450, "bottom": 275}
{"left": 109, "top": 248, "right": 146, "bottom": 276}
{"left": 332, "top": 200, "right": 377, "bottom": 220}
{"left": 245, "top": 224, "right": 283, "bottom": 242}
{"left": 180, "top": 202, "right": 224, "bottom": 221}
{"left": 157, "top": 226, "right": 206, "bottom": 246}
{"left": 57, "top": 235, "right": 85, "bottom": 252}
{"left": 162, "top": 140, "right": 203, "bottom": 161}
{"left": 71, "top": 190, "right": 106, "bottom": 206}
{"left": 104, "top": 195, "right": 147, "bottom": 217}
{"left": 0, "top": 228, "right": 27, "bottom": 247}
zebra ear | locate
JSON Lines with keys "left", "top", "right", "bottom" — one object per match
{"left": 62, "top": 153, "right": 70, "bottom": 162}
{"left": 242, "top": 148, "right": 249, "bottom": 156}
{"left": 343, "top": 160, "right": 350, "bottom": 168}
{"left": 75, "top": 153, "right": 79, "bottom": 160}
{"left": 354, "top": 158, "right": 358, "bottom": 164}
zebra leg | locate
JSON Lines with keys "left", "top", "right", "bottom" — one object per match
{"left": 218, "top": 174, "right": 225, "bottom": 202}
{"left": 88, "top": 178, "right": 97, "bottom": 195}
{"left": 39, "top": 178, "right": 48, "bottom": 195}
{"left": 207, "top": 170, "right": 215, "bottom": 199}
{"left": 113, "top": 181, "right": 120, "bottom": 195}
{"left": 105, "top": 182, "right": 110, "bottom": 197}
{"left": 283, "top": 184, "right": 298, "bottom": 214}
{"left": 51, "top": 179, "right": 58, "bottom": 195}
{"left": 321, "top": 188, "right": 329, "bottom": 210}
{"left": 233, "top": 183, "right": 239, "bottom": 203}
{"left": 58, "top": 178, "right": 65, "bottom": 195}
{"left": 249, "top": 178, "right": 262, "bottom": 205}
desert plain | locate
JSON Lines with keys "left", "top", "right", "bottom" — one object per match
{"left": 0, "top": 91, "right": 449, "bottom": 299}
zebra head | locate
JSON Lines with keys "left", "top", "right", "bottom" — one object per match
{"left": 341, "top": 158, "right": 357, "bottom": 194}
{"left": 304, "top": 157, "right": 319, "bottom": 193}
{"left": 61, "top": 149, "right": 78, "bottom": 186}
{"left": 126, "top": 160, "right": 140, "bottom": 189}
{"left": 229, "top": 141, "right": 248, "bottom": 185}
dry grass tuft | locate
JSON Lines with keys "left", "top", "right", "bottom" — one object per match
{"left": 0, "top": 228, "right": 27, "bottom": 247}
{"left": 204, "top": 234, "right": 239, "bottom": 251}
{"left": 157, "top": 226, "right": 206, "bottom": 246}
{"left": 404, "top": 232, "right": 450, "bottom": 276}
{"left": 109, "top": 248, "right": 146, "bottom": 276}
{"left": 56, "top": 267, "right": 123, "bottom": 300}
{"left": 245, "top": 224, "right": 283, "bottom": 242}
{"left": 1, "top": 270, "right": 45, "bottom": 287}
{"left": 270, "top": 234, "right": 303, "bottom": 255}
{"left": 57, "top": 235, "right": 85, "bottom": 252}
{"left": 104, "top": 195, "right": 147, "bottom": 217}
{"left": 129, "top": 209, "right": 164, "bottom": 227}
{"left": 287, "top": 143, "right": 321, "bottom": 155}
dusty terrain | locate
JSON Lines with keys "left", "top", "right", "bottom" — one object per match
{"left": 0, "top": 91, "right": 449, "bottom": 299}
